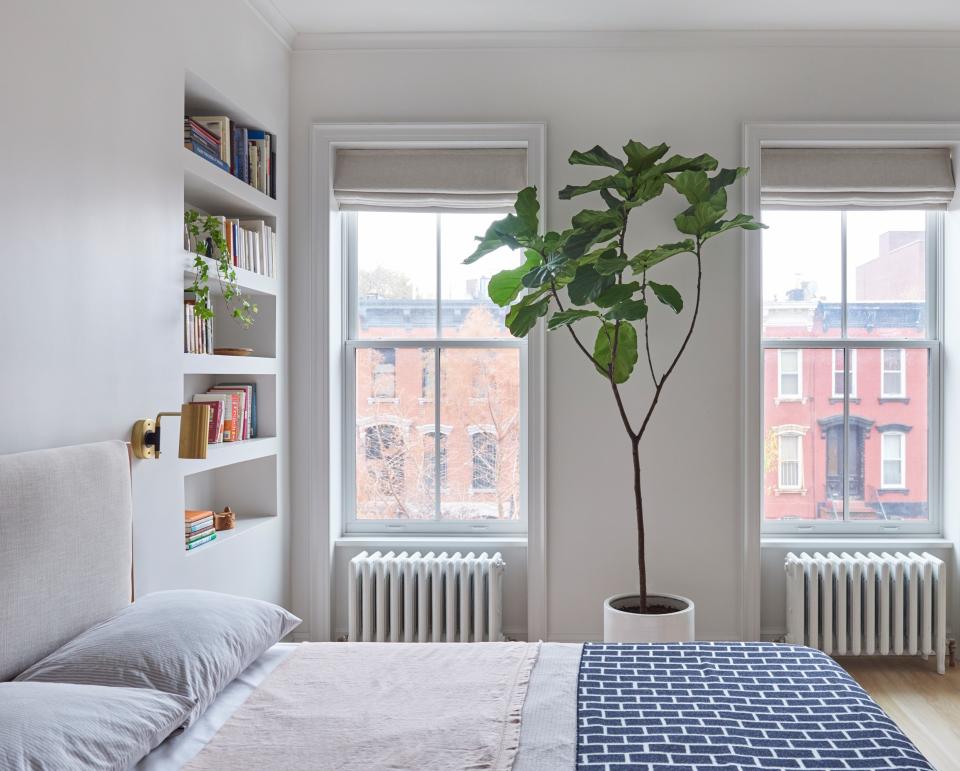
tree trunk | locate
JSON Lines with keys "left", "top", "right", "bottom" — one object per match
{"left": 632, "top": 437, "right": 647, "bottom": 612}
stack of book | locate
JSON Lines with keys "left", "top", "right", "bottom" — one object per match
{"left": 184, "top": 115, "right": 277, "bottom": 199}
{"left": 184, "top": 214, "right": 276, "bottom": 277}
{"left": 185, "top": 510, "right": 217, "bottom": 550}
{"left": 192, "top": 383, "right": 257, "bottom": 444}
{"left": 183, "top": 291, "right": 214, "bottom": 354}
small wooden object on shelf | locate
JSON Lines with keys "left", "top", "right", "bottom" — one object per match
{"left": 215, "top": 506, "right": 237, "bottom": 531}
{"left": 214, "top": 347, "right": 254, "bottom": 356}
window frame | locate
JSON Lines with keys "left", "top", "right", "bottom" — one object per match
{"left": 342, "top": 211, "right": 528, "bottom": 535}
{"left": 880, "top": 348, "right": 907, "bottom": 399}
{"left": 758, "top": 210, "right": 941, "bottom": 536}
{"left": 777, "top": 432, "right": 803, "bottom": 492}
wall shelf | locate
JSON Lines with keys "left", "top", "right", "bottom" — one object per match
{"left": 183, "top": 436, "right": 279, "bottom": 472}
{"left": 183, "top": 147, "right": 278, "bottom": 220}
{"left": 185, "top": 515, "right": 276, "bottom": 555}
{"left": 182, "top": 353, "right": 277, "bottom": 374}
{"left": 183, "top": 253, "right": 278, "bottom": 297}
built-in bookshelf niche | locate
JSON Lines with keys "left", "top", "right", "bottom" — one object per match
{"left": 183, "top": 373, "right": 277, "bottom": 441}
{"left": 183, "top": 455, "right": 278, "bottom": 554}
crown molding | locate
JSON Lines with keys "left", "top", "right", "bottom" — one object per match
{"left": 292, "top": 29, "right": 960, "bottom": 52}
{"left": 245, "top": 0, "right": 296, "bottom": 50}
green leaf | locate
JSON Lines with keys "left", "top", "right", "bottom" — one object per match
{"left": 701, "top": 212, "right": 767, "bottom": 241}
{"left": 624, "top": 176, "right": 666, "bottom": 210}
{"left": 593, "top": 322, "right": 639, "bottom": 383}
{"left": 488, "top": 250, "right": 541, "bottom": 306}
{"left": 674, "top": 201, "right": 726, "bottom": 236}
{"left": 595, "top": 252, "right": 628, "bottom": 276}
{"left": 604, "top": 299, "right": 648, "bottom": 322}
{"left": 670, "top": 170, "right": 711, "bottom": 204}
{"left": 709, "top": 167, "right": 748, "bottom": 194}
{"left": 568, "top": 145, "right": 624, "bottom": 170}
{"left": 558, "top": 172, "right": 629, "bottom": 200}
{"left": 567, "top": 265, "right": 614, "bottom": 306}
{"left": 596, "top": 282, "right": 640, "bottom": 308}
{"left": 648, "top": 281, "right": 683, "bottom": 313}
{"left": 600, "top": 188, "right": 623, "bottom": 210}
{"left": 654, "top": 153, "right": 718, "bottom": 175}
{"left": 514, "top": 186, "right": 540, "bottom": 233}
{"left": 505, "top": 296, "right": 550, "bottom": 337}
{"left": 631, "top": 240, "right": 695, "bottom": 271}
{"left": 622, "top": 141, "right": 669, "bottom": 172}
{"left": 546, "top": 309, "right": 600, "bottom": 330}
{"left": 572, "top": 208, "right": 622, "bottom": 231}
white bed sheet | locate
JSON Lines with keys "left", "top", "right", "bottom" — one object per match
{"left": 136, "top": 642, "right": 299, "bottom": 771}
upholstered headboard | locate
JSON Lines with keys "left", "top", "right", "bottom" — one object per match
{"left": 0, "top": 440, "right": 132, "bottom": 680}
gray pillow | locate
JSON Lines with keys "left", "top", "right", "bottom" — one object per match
{"left": 16, "top": 590, "right": 300, "bottom": 725}
{"left": 0, "top": 681, "right": 193, "bottom": 770}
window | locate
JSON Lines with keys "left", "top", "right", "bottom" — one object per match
{"left": 346, "top": 210, "right": 524, "bottom": 531}
{"left": 762, "top": 209, "right": 936, "bottom": 530}
{"left": 831, "top": 348, "right": 856, "bottom": 399}
{"left": 371, "top": 347, "right": 396, "bottom": 400}
{"left": 778, "top": 349, "right": 802, "bottom": 399}
{"left": 471, "top": 430, "right": 498, "bottom": 491}
{"left": 881, "top": 348, "right": 906, "bottom": 398}
{"left": 777, "top": 433, "right": 802, "bottom": 491}
{"left": 881, "top": 431, "right": 906, "bottom": 489}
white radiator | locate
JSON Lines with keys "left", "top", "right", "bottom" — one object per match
{"left": 785, "top": 551, "right": 946, "bottom": 673}
{"left": 347, "top": 551, "right": 505, "bottom": 643}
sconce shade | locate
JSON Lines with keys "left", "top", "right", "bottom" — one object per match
{"left": 131, "top": 403, "right": 210, "bottom": 460}
{"left": 178, "top": 403, "right": 209, "bottom": 459}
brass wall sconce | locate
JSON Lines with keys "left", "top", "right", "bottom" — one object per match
{"left": 131, "top": 403, "right": 210, "bottom": 459}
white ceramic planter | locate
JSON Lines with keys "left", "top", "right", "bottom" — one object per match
{"left": 603, "top": 592, "right": 695, "bottom": 643}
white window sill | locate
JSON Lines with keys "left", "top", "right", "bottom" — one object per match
{"left": 775, "top": 487, "right": 807, "bottom": 495}
{"left": 336, "top": 535, "right": 527, "bottom": 549}
{"left": 762, "top": 536, "right": 952, "bottom": 550}
{"left": 368, "top": 397, "right": 399, "bottom": 405}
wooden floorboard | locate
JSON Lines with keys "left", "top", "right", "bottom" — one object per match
{"left": 840, "top": 657, "right": 960, "bottom": 770}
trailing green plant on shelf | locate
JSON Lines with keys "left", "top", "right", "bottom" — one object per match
{"left": 184, "top": 210, "right": 258, "bottom": 328}
{"left": 466, "top": 140, "right": 765, "bottom": 614}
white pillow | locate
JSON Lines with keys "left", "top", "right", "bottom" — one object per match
{"left": 16, "top": 590, "right": 300, "bottom": 725}
{"left": 0, "top": 681, "right": 193, "bottom": 770}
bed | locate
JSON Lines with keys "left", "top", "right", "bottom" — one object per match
{"left": 0, "top": 441, "right": 935, "bottom": 770}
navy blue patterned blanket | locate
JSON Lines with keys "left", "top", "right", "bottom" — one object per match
{"left": 577, "top": 642, "right": 932, "bottom": 770}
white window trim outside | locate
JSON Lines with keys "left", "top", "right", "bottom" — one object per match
{"left": 831, "top": 348, "right": 857, "bottom": 399}
{"left": 306, "top": 123, "right": 547, "bottom": 643}
{"left": 777, "top": 349, "right": 803, "bottom": 401}
{"left": 880, "top": 430, "right": 907, "bottom": 490}
{"left": 739, "top": 122, "right": 954, "bottom": 641}
{"left": 881, "top": 348, "right": 907, "bottom": 399}
{"left": 776, "top": 432, "right": 804, "bottom": 492}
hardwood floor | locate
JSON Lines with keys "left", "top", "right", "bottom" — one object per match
{"left": 840, "top": 657, "right": 960, "bottom": 770}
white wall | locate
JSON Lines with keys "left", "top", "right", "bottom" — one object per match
{"left": 0, "top": 1, "right": 290, "bottom": 604}
{"left": 289, "top": 38, "right": 960, "bottom": 641}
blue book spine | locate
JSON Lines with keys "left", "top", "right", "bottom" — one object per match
{"left": 185, "top": 533, "right": 217, "bottom": 551}
{"left": 187, "top": 143, "right": 229, "bottom": 173}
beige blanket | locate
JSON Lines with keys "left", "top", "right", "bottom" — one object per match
{"left": 186, "top": 641, "right": 540, "bottom": 771}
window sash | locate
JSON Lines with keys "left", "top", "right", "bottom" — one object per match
{"left": 881, "top": 432, "right": 906, "bottom": 489}
{"left": 881, "top": 348, "right": 906, "bottom": 398}
{"left": 778, "top": 435, "right": 802, "bottom": 490}
{"left": 778, "top": 349, "right": 802, "bottom": 399}
{"left": 342, "top": 212, "right": 527, "bottom": 535}
{"left": 760, "top": 209, "right": 940, "bottom": 536}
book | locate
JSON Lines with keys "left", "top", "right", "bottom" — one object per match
{"left": 185, "top": 508, "right": 215, "bottom": 523}
{"left": 218, "top": 382, "right": 257, "bottom": 437}
{"left": 188, "top": 116, "right": 231, "bottom": 165}
{"left": 192, "top": 394, "right": 232, "bottom": 441}
{"left": 209, "top": 388, "right": 246, "bottom": 440}
{"left": 202, "top": 398, "right": 223, "bottom": 444}
{"left": 185, "top": 533, "right": 217, "bottom": 550}
{"left": 185, "top": 142, "right": 229, "bottom": 172}
{"left": 186, "top": 517, "right": 214, "bottom": 533}
{"left": 186, "top": 526, "right": 216, "bottom": 544}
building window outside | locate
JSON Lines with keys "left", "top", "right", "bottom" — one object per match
{"left": 831, "top": 348, "right": 856, "bottom": 399}
{"left": 778, "top": 433, "right": 802, "bottom": 491}
{"left": 881, "top": 348, "right": 906, "bottom": 398}
{"left": 471, "top": 431, "right": 498, "bottom": 492}
{"left": 881, "top": 431, "right": 906, "bottom": 489}
{"left": 778, "top": 349, "right": 802, "bottom": 399}
{"left": 371, "top": 347, "right": 396, "bottom": 400}
{"left": 422, "top": 430, "right": 448, "bottom": 490}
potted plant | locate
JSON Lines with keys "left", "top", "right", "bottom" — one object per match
{"left": 466, "top": 140, "right": 763, "bottom": 642}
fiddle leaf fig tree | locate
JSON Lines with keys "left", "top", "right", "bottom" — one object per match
{"left": 465, "top": 141, "right": 765, "bottom": 612}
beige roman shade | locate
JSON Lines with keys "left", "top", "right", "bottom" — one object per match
{"left": 761, "top": 147, "right": 956, "bottom": 209}
{"left": 333, "top": 147, "right": 527, "bottom": 211}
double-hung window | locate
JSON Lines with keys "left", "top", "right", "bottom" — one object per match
{"left": 336, "top": 146, "right": 530, "bottom": 533}
{"left": 759, "top": 146, "right": 948, "bottom": 532}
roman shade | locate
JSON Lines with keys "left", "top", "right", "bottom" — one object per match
{"left": 761, "top": 147, "right": 956, "bottom": 209}
{"left": 333, "top": 147, "right": 527, "bottom": 211}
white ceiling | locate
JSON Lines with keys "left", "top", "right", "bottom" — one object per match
{"left": 259, "top": 0, "right": 960, "bottom": 36}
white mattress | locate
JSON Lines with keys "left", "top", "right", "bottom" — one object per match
{"left": 136, "top": 642, "right": 299, "bottom": 771}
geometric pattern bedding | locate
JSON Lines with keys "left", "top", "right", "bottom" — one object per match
{"left": 577, "top": 642, "right": 933, "bottom": 770}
